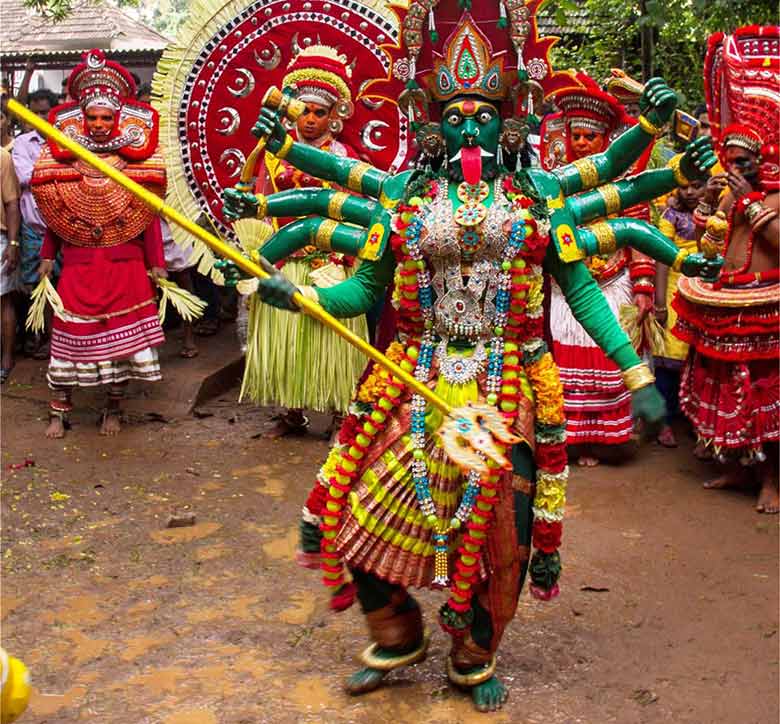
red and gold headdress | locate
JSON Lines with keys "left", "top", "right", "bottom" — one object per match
{"left": 283, "top": 45, "right": 353, "bottom": 110}
{"left": 427, "top": 15, "right": 510, "bottom": 102}
{"left": 553, "top": 73, "right": 625, "bottom": 135}
{"left": 67, "top": 49, "right": 136, "bottom": 112}
{"left": 704, "top": 25, "right": 780, "bottom": 161}
{"left": 392, "top": 0, "right": 577, "bottom": 124}
{"left": 43, "top": 49, "right": 159, "bottom": 164}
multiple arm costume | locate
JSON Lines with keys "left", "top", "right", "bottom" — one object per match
{"left": 223, "top": 3, "right": 720, "bottom": 709}
{"left": 30, "top": 51, "right": 167, "bottom": 424}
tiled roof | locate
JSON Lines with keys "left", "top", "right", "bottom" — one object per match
{"left": 536, "top": 5, "right": 594, "bottom": 36}
{"left": 0, "top": 0, "right": 169, "bottom": 56}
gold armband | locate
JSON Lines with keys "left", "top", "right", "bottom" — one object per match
{"left": 668, "top": 154, "right": 691, "bottom": 187}
{"left": 327, "top": 191, "right": 350, "bottom": 221}
{"left": 596, "top": 183, "right": 622, "bottom": 215}
{"left": 671, "top": 247, "right": 690, "bottom": 273}
{"left": 275, "top": 134, "right": 294, "bottom": 159}
{"left": 314, "top": 218, "right": 339, "bottom": 251}
{"left": 622, "top": 363, "right": 655, "bottom": 392}
{"left": 589, "top": 221, "right": 617, "bottom": 256}
{"left": 638, "top": 114, "right": 664, "bottom": 137}
{"left": 572, "top": 157, "right": 599, "bottom": 191}
{"left": 254, "top": 194, "right": 268, "bottom": 220}
{"left": 347, "top": 161, "right": 372, "bottom": 192}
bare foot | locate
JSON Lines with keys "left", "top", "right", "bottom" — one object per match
{"left": 45, "top": 416, "right": 66, "bottom": 439}
{"left": 100, "top": 411, "right": 121, "bottom": 436}
{"left": 756, "top": 478, "right": 779, "bottom": 514}
{"left": 577, "top": 456, "right": 599, "bottom": 467}
{"left": 703, "top": 467, "right": 751, "bottom": 490}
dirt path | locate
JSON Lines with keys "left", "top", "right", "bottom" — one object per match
{"left": 1, "top": 381, "right": 777, "bottom": 724}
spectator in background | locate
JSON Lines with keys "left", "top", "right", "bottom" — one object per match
{"left": 12, "top": 88, "right": 59, "bottom": 359}
{"left": 1, "top": 146, "right": 22, "bottom": 382}
{"left": 1, "top": 103, "right": 13, "bottom": 151}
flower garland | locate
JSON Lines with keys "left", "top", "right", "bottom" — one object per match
{"left": 316, "top": 169, "right": 568, "bottom": 623}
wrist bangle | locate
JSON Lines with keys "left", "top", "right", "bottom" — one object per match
{"left": 622, "top": 363, "right": 655, "bottom": 392}
{"left": 654, "top": 305, "right": 668, "bottom": 312}
{"left": 8, "top": 239, "right": 19, "bottom": 247}
{"left": 672, "top": 248, "right": 690, "bottom": 273}
{"left": 275, "top": 134, "right": 294, "bottom": 160}
{"left": 254, "top": 194, "right": 268, "bottom": 220}
{"left": 668, "top": 154, "right": 691, "bottom": 187}
{"left": 638, "top": 114, "right": 664, "bottom": 137}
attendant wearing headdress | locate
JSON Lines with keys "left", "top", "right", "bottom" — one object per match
{"left": 542, "top": 74, "right": 657, "bottom": 466}
{"left": 674, "top": 25, "right": 780, "bottom": 513}
{"left": 32, "top": 50, "right": 167, "bottom": 438}
{"left": 242, "top": 44, "right": 369, "bottom": 439}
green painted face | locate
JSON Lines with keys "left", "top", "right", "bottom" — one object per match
{"left": 441, "top": 97, "right": 501, "bottom": 184}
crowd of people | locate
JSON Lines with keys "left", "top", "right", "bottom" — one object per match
{"left": 0, "top": 4, "right": 776, "bottom": 717}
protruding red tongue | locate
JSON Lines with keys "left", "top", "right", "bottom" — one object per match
{"left": 460, "top": 146, "right": 482, "bottom": 186}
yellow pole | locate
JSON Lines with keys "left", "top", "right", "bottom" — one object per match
{"left": 7, "top": 99, "right": 451, "bottom": 415}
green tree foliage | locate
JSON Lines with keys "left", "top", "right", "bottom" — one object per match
{"left": 138, "top": 0, "right": 190, "bottom": 39}
{"left": 23, "top": 0, "right": 140, "bottom": 22}
{"left": 543, "top": 0, "right": 779, "bottom": 108}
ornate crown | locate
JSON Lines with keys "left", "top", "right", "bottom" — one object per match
{"left": 283, "top": 45, "right": 353, "bottom": 109}
{"left": 67, "top": 49, "right": 136, "bottom": 112}
{"left": 553, "top": 73, "right": 625, "bottom": 134}
{"left": 705, "top": 25, "right": 780, "bottom": 158}
{"left": 428, "top": 15, "right": 509, "bottom": 103}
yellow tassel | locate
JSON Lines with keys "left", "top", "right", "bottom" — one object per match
{"left": 619, "top": 304, "right": 666, "bottom": 356}
{"left": 153, "top": 277, "right": 207, "bottom": 324}
{"left": 25, "top": 277, "right": 64, "bottom": 333}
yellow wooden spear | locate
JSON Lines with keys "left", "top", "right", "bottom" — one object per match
{"left": 7, "top": 98, "right": 518, "bottom": 472}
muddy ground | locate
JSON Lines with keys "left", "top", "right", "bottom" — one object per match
{"left": 1, "top": 352, "right": 778, "bottom": 724}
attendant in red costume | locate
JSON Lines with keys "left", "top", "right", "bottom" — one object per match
{"left": 541, "top": 74, "right": 656, "bottom": 466}
{"left": 674, "top": 26, "right": 779, "bottom": 513}
{"left": 32, "top": 50, "right": 167, "bottom": 438}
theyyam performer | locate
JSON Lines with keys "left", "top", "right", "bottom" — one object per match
{"left": 540, "top": 73, "right": 658, "bottom": 466}
{"left": 151, "top": 0, "right": 412, "bottom": 442}
{"left": 223, "top": 0, "right": 722, "bottom": 711}
{"left": 673, "top": 25, "right": 780, "bottom": 513}
{"left": 32, "top": 50, "right": 168, "bottom": 438}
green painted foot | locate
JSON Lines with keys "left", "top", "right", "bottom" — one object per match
{"left": 472, "top": 675, "right": 508, "bottom": 712}
{"left": 345, "top": 666, "right": 387, "bottom": 696}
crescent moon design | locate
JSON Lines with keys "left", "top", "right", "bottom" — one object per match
{"left": 362, "top": 120, "right": 389, "bottom": 152}
{"left": 227, "top": 68, "right": 255, "bottom": 98}
{"left": 291, "top": 33, "right": 301, "bottom": 57}
{"left": 216, "top": 107, "right": 240, "bottom": 136}
{"left": 219, "top": 148, "right": 247, "bottom": 178}
{"left": 254, "top": 42, "right": 281, "bottom": 71}
{"left": 359, "top": 80, "right": 385, "bottom": 110}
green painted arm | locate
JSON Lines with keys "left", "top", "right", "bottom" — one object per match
{"left": 273, "top": 142, "right": 388, "bottom": 199}
{"left": 544, "top": 246, "right": 640, "bottom": 370}
{"left": 264, "top": 188, "right": 378, "bottom": 226}
{"left": 261, "top": 217, "right": 365, "bottom": 262}
{"left": 315, "top": 244, "right": 396, "bottom": 318}
{"left": 570, "top": 169, "right": 677, "bottom": 225}
{"left": 553, "top": 124, "right": 657, "bottom": 196}
{"left": 577, "top": 217, "right": 722, "bottom": 281}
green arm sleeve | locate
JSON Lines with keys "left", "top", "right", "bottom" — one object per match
{"left": 314, "top": 244, "right": 396, "bottom": 318}
{"left": 554, "top": 125, "right": 656, "bottom": 196}
{"left": 544, "top": 247, "right": 640, "bottom": 371}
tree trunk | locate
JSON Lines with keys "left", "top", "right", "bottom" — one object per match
{"left": 639, "top": 0, "right": 654, "bottom": 81}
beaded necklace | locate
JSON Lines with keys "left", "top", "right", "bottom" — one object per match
{"left": 400, "top": 175, "right": 533, "bottom": 587}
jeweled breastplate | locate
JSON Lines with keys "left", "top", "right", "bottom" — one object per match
{"left": 420, "top": 178, "right": 514, "bottom": 342}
